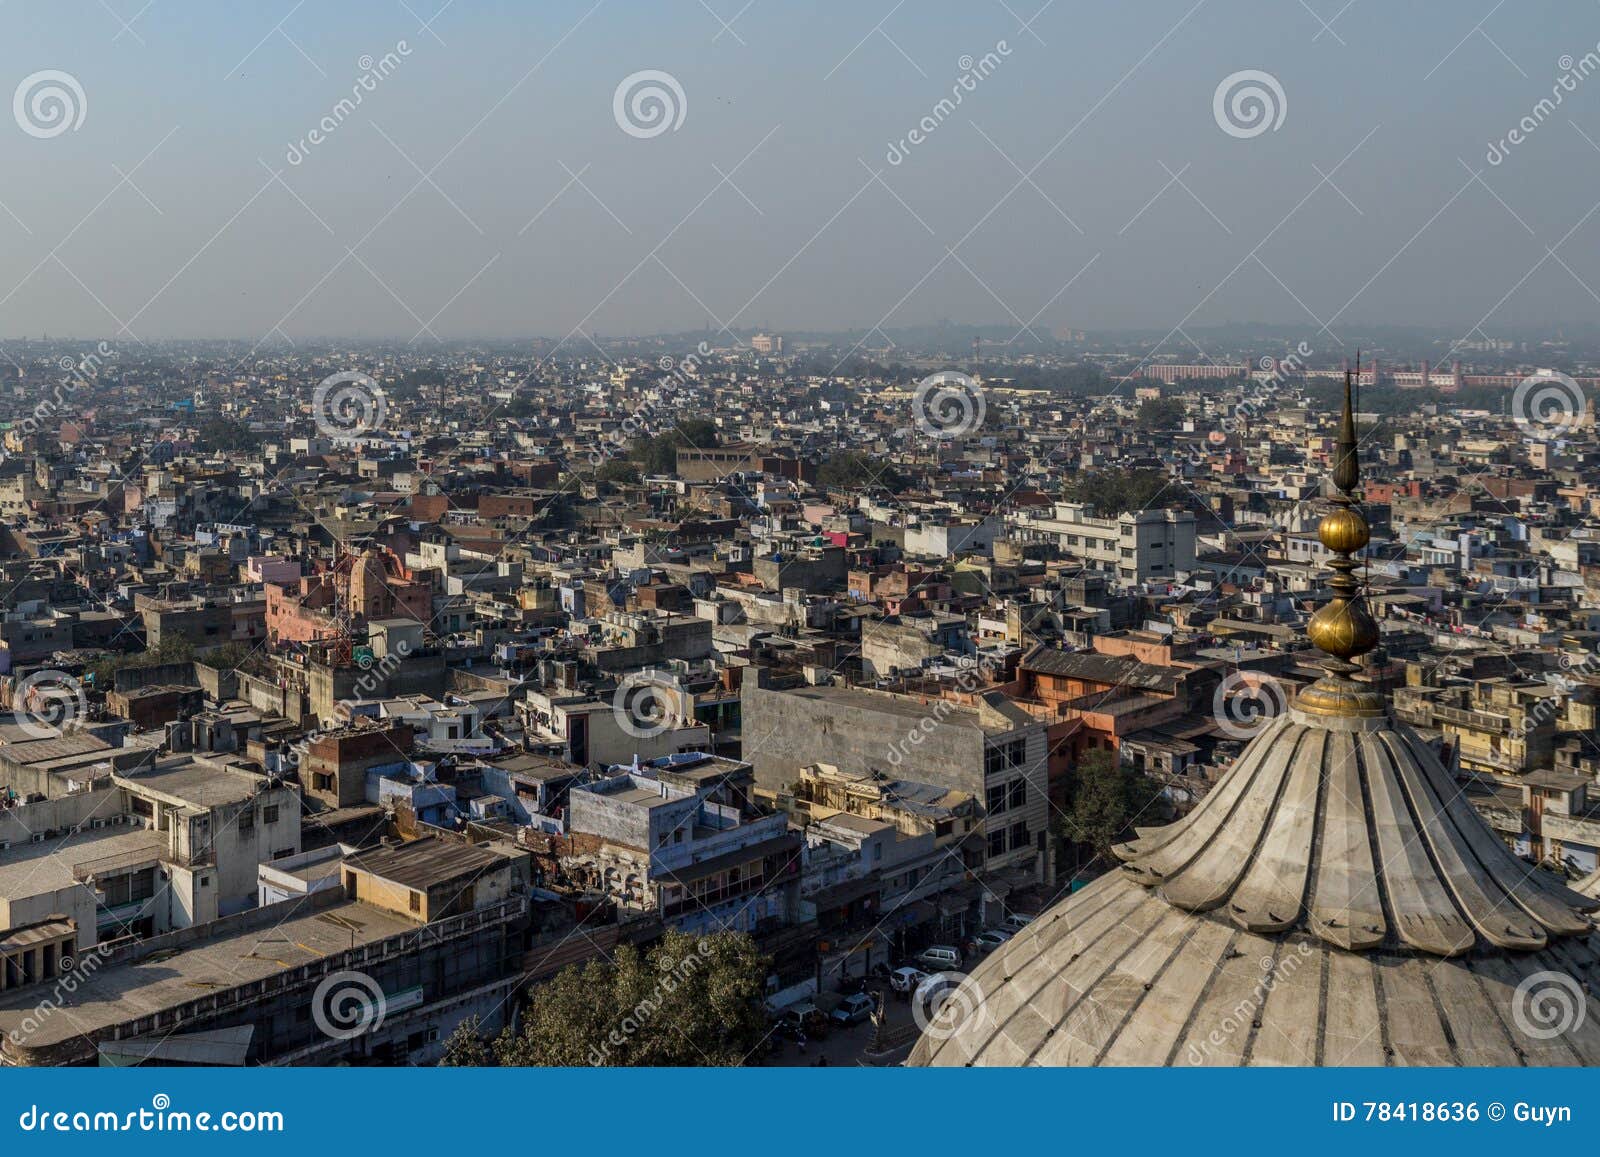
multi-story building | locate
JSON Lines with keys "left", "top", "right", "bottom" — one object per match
{"left": 1010, "top": 503, "right": 1197, "bottom": 584}
{"left": 563, "top": 753, "right": 799, "bottom": 933}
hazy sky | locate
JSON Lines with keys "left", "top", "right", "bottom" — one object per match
{"left": 3, "top": 0, "right": 1599, "bottom": 344}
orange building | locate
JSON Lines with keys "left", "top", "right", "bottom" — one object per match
{"left": 265, "top": 545, "right": 433, "bottom": 646}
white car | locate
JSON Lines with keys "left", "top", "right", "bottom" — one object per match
{"left": 1002, "top": 914, "right": 1034, "bottom": 933}
{"left": 915, "top": 945, "right": 963, "bottom": 971}
{"left": 889, "top": 966, "right": 928, "bottom": 993}
{"left": 971, "top": 929, "right": 1013, "bottom": 952}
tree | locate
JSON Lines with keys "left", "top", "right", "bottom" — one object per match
{"left": 1137, "top": 396, "right": 1184, "bottom": 431}
{"left": 438, "top": 1016, "right": 493, "bottom": 1066}
{"left": 1066, "top": 468, "right": 1170, "bottom": 517}
{"left": 196, "top": 416, "right": 258, "bottom": 453}
{"left": 1057, "top": 748, "right": 1165, "bottom": 866}
{"left": 629, "top": 418, "right": 720, "bottom": 476}
{"left": 492, "top": 930, "right": 770, "bottom": 1066}
{"left": 818, "top": 450, "right": 904, "bottom": 492}
{"left": 595, "top": 458, "right": 641, "bottom": 485}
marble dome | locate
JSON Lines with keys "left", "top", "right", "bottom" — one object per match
{"left": 910, "top": 365, "right": 1600, "bottom": 1067}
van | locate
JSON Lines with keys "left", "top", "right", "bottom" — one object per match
{"left": 916, "top": 944, "right": 963, "bottom": 971}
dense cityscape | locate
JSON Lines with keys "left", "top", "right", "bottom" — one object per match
{"left": 5, "top": 5, "right": 1600, "bottom": 1122}
{"left": 0, "top": 324, "right": 1595, "bottom": 1067}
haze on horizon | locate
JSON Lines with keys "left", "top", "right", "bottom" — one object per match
{"left": 2, "top": 0, "right": 1598, "bottom": 345}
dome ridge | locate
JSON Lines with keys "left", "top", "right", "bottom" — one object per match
{"left": 1111, "top": 702, "right": 1598, "bottom": 956}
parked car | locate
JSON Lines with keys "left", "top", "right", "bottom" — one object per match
{"left": 889, "top": 966, "right": 929, "bottom": 994}
{"left": 1002, "top": 914, "right": 1035, "bottom": 933}
{"left": 970, "top": 929, "right": 1013, "bottom": 953}
{"left": 773, "top": 1002, "right": 826, "bottom": 1039}
{"left": 915, "top": 944, "right": 963, "bottom": 971}
{"left": 829, "top": 992, "right": 876, "bottom": 1026}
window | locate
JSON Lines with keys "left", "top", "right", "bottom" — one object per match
{"left": 986, "top": 781, "right": 1008, "bottom": 816}
{"left": 409, "top": 891, "right": 422, "bottom": 913}
{"left": 1010, "top": 821, "right": 1029, "bottom": 851}
{"left": 987, "top": 830, "right": 1006, "bottom": 859}
{"left": 1007, "top": 779, "right": 1027, "bottom": 809}
{"left": 261, "top": 805, "right": 279, "bottom": 824}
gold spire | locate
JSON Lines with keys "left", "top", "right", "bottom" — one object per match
{"left": 1299, "top": 356, "right": 1383, "bottom": 717}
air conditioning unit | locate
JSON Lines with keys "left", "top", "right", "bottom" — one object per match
{"left": 91, "top": 819, "right": 106, "bottom": 829}
{"left": 0, "top": 841, "right": 9, "bottom": 852}
{"left": 30, "top": 833, "right": 45, "bottom": 844}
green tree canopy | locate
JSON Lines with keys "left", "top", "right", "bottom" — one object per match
{"left": 438, "top": 1015, "right": 493, "bottom": 1066}
{"left": 629, "top": 417, "right": 720, "bottom": 475}
{"left": 1136, "top": 396, "right": 1185, "bottom": 431}
{"left": 1056, "top": 747, "right": 1165, "bottom": 865}
{"left": 595, "top": 458, "right": 641, "bottom": 485}
{"left": 818, "top": 450, "right": 904, "bottom": 492}
{"left": 1065, "top": 467, "right": 1172, "bottom": 517}
{"left": 490, "top": 930, "right": 770, "bottom": 1067}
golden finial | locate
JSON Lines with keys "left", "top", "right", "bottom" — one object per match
{"left": 1299, "top": 355, "right": 1383, "bottom": 717}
